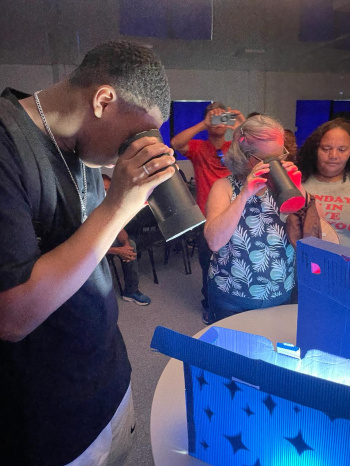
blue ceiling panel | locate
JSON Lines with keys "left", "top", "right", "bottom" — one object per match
{"left": 119, "top": 0, "right": 213, "bottom": 40}
{"left": 299, "top": 0, "right": 334, "bottom": 42}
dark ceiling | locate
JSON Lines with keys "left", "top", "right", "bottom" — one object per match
{"left": 1, "top": 0, "right": 350, "bottom": 73}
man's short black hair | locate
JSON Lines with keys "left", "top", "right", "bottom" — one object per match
{"left": 69, "top": 40, "right": 171, "bottom": 120}
{"left": 204, "top": 101, "right": 226, "bottom": 117}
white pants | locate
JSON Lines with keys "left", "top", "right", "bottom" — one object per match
{"left": 66, "top": 384, "right": 135, "bottom": 466}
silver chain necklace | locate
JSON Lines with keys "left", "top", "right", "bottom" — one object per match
{"left": 33, "top": 91, "right": 88, "bottom": 222}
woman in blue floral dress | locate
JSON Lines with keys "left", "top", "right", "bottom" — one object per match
{"left": 204, "top": 115, "right": 305, "bottom": 323}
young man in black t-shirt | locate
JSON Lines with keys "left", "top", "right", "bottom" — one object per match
{"left": 0, "top": 41, "right": 175, "bottom": 466}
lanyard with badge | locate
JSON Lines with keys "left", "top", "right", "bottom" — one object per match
{"left": 217, "top": 149, "right": 225, "bottom": 166}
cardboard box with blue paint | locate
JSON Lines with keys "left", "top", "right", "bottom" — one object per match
{"left": 296, "top": 237, "right": 350, "bottom": 359}
{"left": 151, "top": 326, "right": 350, "bottom": 466}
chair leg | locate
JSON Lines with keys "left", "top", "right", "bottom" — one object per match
{"left": 186, "top": 241, "right": 192, "bottom": 275}
{"left": 181, "top": 238, "right": 192, "bottom": 275}
{"left": 190, "top": 238, "right": 197, "bottom": 257}
{"left": 147, "top": 247, "right": 159, "bottom": 284}
{"left": 107, "top": 256, "right": 123, "bottom": 295}
{"left": 164, "top": 242, "right": 171, "bottom": 265}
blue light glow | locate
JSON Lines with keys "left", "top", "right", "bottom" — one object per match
{"left": 184, "top": 327, "right": 350, "bottom": 465}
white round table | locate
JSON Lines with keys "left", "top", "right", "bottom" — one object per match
{"left": 150, "top": 304, "right": 298, "bottom": 466}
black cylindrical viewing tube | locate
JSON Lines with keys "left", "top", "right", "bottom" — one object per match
{"left": 264, "top": 156, "right": 305, "bottom": 214}
{"left": 118, "top": 129, "right": 205, "bottom": 241}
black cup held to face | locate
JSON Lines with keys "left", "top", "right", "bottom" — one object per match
{"left": 263, "top": 157, "right": 305, "bottom": 214}
{"left": 118, "top": 129, "right": 206, "bottom": 241}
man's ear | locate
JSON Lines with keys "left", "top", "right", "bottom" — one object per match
{"left": 92, "top": 86, "right": 117, "bottom": 119}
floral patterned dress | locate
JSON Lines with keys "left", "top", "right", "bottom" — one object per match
{"left": 208, "top": 175, "right": 295, "bottom": 312}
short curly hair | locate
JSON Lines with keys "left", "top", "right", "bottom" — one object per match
{"left": 69, "top": 40, "right": 171, "bottom": 120}
{"left": 296, "top": 118, "right": 350, "bottom": 182}
{"left": 225, "top": 114, "right": 284, "bottom": 178}
{"left": 204, "top": 101, "right": 226, "bottom": 117}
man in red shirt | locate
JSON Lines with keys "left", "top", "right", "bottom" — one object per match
{"left": 171, "top": 102, "right": 245, "bottom": 323}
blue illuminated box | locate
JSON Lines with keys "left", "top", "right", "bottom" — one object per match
{"left": 151, "top": 326, "right": 350, "bottom": 466}
{"left": 297, "top": 237, "right": 350, "bottom": 359}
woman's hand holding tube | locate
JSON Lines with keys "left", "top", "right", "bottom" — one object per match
{"left": 241, "top": 161, "right": 270, "bottom": 198}
{"left": 281, "top": 160, "right": 306, "bottom": 198}
{"left": 205, "top": 164, "right": 268, "bottom": 252}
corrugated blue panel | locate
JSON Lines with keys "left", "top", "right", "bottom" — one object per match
{"left": 295, "top": 100, "right": 331, "bottom": 148}
{"left": 151, "top": 325, "right": 350, "bottom": 466}
{"left": 171, "top": 100, "right": 211, "bottom": 160}
{"left": 172, "top": 101, "right": 210, "bottom": 138}
{"left": 297, "top": 237, "right": 350, "bottom": 359}
{"left": 332, "top": 100, "right": 350, "bottom": 119}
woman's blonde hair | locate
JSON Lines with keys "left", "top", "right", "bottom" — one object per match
{"left": 225, "top": 114, "right": 284, "bottom": 178}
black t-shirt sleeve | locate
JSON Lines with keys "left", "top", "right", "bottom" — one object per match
{"left": 0, "top": 126, "right": 40, "bottom": 291}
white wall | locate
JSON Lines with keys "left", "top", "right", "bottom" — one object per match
{"left": 166, "top": 69, "right": 350, "bottom": 130}
{"left": 2, "top": 64, "right": 349, "bottom": 180}
{"left": 0, "top": 64, "right": 72, "bottom": 94}
{"left": 165, "top": 68, "right": 350, "bottom": 180}
{"left": 2, "top": 64, "right": 349, "bottom": 131}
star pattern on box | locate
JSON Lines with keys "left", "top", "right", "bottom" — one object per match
{"left": 243, "top": 404, "right": 255, "bottom": 417}
{"left": 285, "top": 430, "right": 314, "bottom": 455}
{"left": 187, "top": 367, "right": 349, "bottom": 465}
{"left": 197, "top": 371, "right": 209, "bottom": 390}
{"left": 204, "top": 406, "right": 214, "bottom": 422}
{"left": 224, "top": 432, "right": 250, "bottom": 454}
{"left": 200, "top": 440, "right": 209, "bottom": 450}
{"left": 224, "top": 380, "right": 242, "bottom": 400}
{"left": 294, "top": 405, "right": 301, "bottom": 414}
{"left": 263, "top": 394, "right": 277, "bottom": 415}
{"left": 244, "top": 460, "right": 261, "bottom": 466}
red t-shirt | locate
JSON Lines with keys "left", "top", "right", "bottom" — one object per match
{"left": 185, "top": 139, "right": 231, "bottom": 214}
